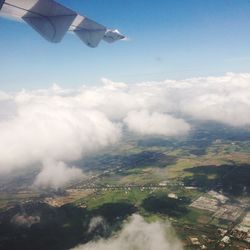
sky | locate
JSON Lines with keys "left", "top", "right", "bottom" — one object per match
{"left": 0, "top": 0, "right": 250, "bottom": 90}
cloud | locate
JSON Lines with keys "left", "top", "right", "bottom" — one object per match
{"left": 101, "top": 78, "right": 128, "bottom": 90}
{"left": 72, "top": 214, "right": 183, "bottom": 250}
{"left": 11, "top": 214, "right": 40, "bottom": 228}
{"left": 0, "top": 73, "right": 249, "bottom": 187}
{"left": 88, "top": 216, "right": 107, "bottom": 233}
{"left": 179, "top": 73, "right": 250, "bottom": 126}
{"left": 124, "top": 110, "right": 190, "bottom": 136}
{"left": 0, "top": 89, "right": 121, "bottom": 175}
{"left": 34, "top": 160, "right": 84, "bottom": 189}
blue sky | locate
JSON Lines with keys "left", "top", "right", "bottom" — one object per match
{"left": 0, "top": 0, "right": 250, "bottom": 90}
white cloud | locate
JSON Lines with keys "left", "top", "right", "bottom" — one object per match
{"left": 179, "top": 73, "right": 250, "bottom": 126}
{"left": 0, "top": 73, "right": 249, "bottom": 186}
{"left": 124, "top": 110, "right": 190, "bottom": 136}
{"left": 0, "top": 90, "right": 121, "bottom": 175}
{"left": 88, "top": 216, "right": 107, "bottom": 233}
{"left": 101, "top": 78, "right": 128, "bottom": 90}
{"left": 34, "top": 160, "right": 84, "bottom": 189}
{"left": 72, "top": 214, "right": 183, "bottom": 250}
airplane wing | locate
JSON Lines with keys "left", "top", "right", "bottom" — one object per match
{"left": 0, "top": 0, "right": 125, "bottom": 47}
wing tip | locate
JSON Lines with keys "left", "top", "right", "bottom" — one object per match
{"left": 103, "top": 29, "right": 126, "bottom": 43}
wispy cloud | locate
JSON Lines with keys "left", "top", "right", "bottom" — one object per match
{"left": 34, "top": 160, "right": 84, "bottom": 190}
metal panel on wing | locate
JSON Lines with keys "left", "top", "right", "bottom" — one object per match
{"left": 2, "top": 0, "right": 77, "bottom": 42}
{"left": 72, "top": 15, "right": 106, "bottom": 48}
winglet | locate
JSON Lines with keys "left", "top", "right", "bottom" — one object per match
{"left": 103, "top": 29, "right": 126, "bottom": 43}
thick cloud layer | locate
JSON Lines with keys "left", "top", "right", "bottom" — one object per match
{"left": 0, "top": 88, "right": 121, "bottom": 175}
{"left": 0, "top": 73, "right": 249, "bottom": 187}
{"left": 179, "top": 73, "right": 250, "bottom": 126}
{"left": 72, "top": 214, "right": 183, "bottom": 250}
{"left": 124, "top": 110, "right": 190, "bottom": 136}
